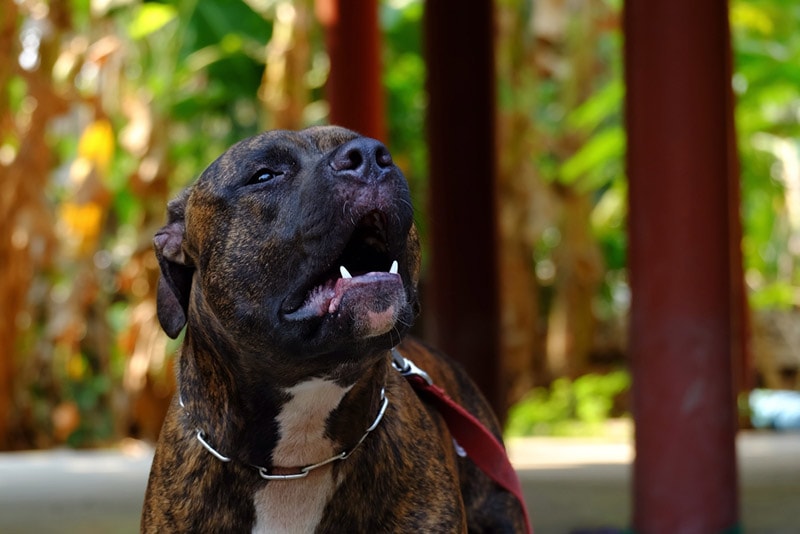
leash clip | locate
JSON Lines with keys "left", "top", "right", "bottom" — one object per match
{"left": 391, "top": 348, "right": 433, "bottom": 385}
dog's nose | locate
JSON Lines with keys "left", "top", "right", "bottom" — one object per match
{"left": 329, "top": 138, "right": 394, "bottom": 182}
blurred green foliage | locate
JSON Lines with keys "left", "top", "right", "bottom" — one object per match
{"left": 505, "top": 371, "right": 631, "bottom": 437}
{"left": 732, "top": 0, "right": 800, "bottom": 310}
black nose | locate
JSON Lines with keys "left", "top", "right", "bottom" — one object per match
{"left": 329, "top": 138, "right": 394, "bottom": 181}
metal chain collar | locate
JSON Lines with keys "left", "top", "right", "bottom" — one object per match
{"left": 181, "top": 387, "right": 389, "bottom": 481}
{"left": 182, "top": 348, "right": 437, "bottom": 481}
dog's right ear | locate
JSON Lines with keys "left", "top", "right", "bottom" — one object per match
{"left": 153, "top": 191, "right": 194, "bottom": 339}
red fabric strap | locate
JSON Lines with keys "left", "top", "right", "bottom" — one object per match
{"left": 405, "top": 374, "right": 533, "bottom": 534}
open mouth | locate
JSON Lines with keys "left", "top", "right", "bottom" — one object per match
{"left": 282, "top": 210, "right": 402, "bottom": 322}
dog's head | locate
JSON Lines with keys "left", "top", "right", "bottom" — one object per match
{"left": 154, "top": 126, "right": 420, "bottom": 363}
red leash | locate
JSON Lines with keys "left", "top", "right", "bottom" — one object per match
{"left": 392, "top": 351, "right": 533, "bottom": 534}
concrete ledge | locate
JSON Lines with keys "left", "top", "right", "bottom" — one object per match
{"left": 510, "top": 431, "right": 800, "bottom": 534}
{"left": 0, "top": 432, "right": 797, "bottom": 533}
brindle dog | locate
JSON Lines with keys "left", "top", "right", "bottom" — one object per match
{"left": 142, "top": 126, "right": 527, "bottom": 533}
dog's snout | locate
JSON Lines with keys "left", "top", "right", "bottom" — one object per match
{"left": 330, "top": 138, "right": 393, "bottom": 181}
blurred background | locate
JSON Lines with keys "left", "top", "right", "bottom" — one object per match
{"left": 0, "top": 0, "right": 798, "bottom": 458}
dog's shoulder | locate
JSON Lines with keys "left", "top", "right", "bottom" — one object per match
{"left": 396, "top": 337, "right": 503, "bottom": 437}
{"left": 395, "top": 337, "right": 528, "bottom": 533}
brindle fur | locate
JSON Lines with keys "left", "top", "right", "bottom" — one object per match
{"left": 142, "top": 126, "right": 526, "bottom": 533}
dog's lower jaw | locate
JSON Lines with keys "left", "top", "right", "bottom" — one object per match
{"left": 356, "top": 304, "right": 399, "bottom": 338}
{"left": 279, "top": 273, "right": 410, "bottom": 349}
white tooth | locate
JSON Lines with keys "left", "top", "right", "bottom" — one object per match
{"left": 389, "top": 260, "right": 399, "bottom": 275}
{"left": 340, "top": 265, "right": 353, "bottom": 279}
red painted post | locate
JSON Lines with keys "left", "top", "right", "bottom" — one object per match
{"left": 423, "top": 0, "right": 502, "bottom": 415}
{"left": 624, "top": 1, "right": 741, "bottom": 532}
{"left": 316, "top": 0, "right": 386, "bottom": 141}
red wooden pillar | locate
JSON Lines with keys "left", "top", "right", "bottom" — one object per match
{"left": 624, "top": 0, "right": 741, "bottom": 532}
{"left": 423, "top": 0, "right": 502, "bottom": 415}
{"left": 316, "top": 0, "right": 386, "bottom": 141}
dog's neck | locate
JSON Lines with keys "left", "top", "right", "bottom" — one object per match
{"left": 178, "top": 328, "right": 390, "bottom": 471}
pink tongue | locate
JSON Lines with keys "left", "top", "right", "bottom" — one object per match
{"left": 284, "top": 272, "right": 401, "bottom": 321}
{"left": 328, "top": 272, "right": 398, "bottom": 313}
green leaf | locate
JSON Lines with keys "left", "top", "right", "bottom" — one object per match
{"left": 560, "top": 127, "right": 626, "bottom": 186}
{"left": 731, "top": 2, "right": 774, "bottom": 36}
{"left": 567, "top": 79, "right": 624, "bottom": 132}
{"left": 750, "top": 282, "right": 795, "bottom": 310}
{"left": 127, "top": 4, "right": 178, "bottom": 40}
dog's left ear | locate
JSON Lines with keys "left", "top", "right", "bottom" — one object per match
{"left": 153, "top": 191, "right": 194, "bottom": 339}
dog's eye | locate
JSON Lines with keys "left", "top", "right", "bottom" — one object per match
{"left": 248, "top": 169, "right": 282, "bottom": 185}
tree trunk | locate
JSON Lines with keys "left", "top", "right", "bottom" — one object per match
{"left": 261, "top": 0, "right": 314, "bottom": 130}
{"left": 546, "top": 189, "right": 603, "bottom": 378}
{"left": 495, "top": 0, "right": 553, "bottom": 407}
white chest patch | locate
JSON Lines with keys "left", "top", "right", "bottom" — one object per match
{"left": 252, "top": 378, "right": 352, "bottom": 534}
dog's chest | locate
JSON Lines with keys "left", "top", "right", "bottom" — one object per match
{"left": 251, "top": 378, "right": 351, "bottom": 534}
{"left": 251, "top": 470, "right": 339, "bottom": 534}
